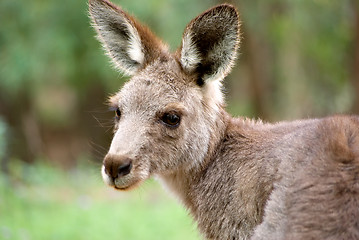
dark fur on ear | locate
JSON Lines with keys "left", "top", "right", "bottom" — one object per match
{"left": 179, "top": 4, "right": 240, "bottom": 83}
{"left": 89, "top": 0, "right": 168, "bottom": 75}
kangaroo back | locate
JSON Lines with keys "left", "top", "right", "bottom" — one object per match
{"left": 285, "top": 117, "right": 359, "bottom": 239}
{"left": 252, "top": 116, "right": 359, "bottom": 240}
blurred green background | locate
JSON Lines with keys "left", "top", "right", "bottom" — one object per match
{"left": 0, "top": 0, "right": 358, "bottom": 239}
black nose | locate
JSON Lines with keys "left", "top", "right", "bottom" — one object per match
{"left": 103, "top": 154, "right": 133, "bottom": 179}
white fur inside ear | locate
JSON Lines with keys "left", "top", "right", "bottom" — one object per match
{"left": 203, "top": 38, "right": 238, "bottom": 82}
{"left": 89, "top": 2, "right": 146, "bottom": 76}
{"left": 127, "top": 23, "right": 145, "bottom": 65}
{"left": 202, "top": 80, "right": 224, "bottom": 113}
{"left": 180, "top": 33, "right": 201, "bottom": 72}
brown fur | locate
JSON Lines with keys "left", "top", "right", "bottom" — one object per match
{"left": 89, "top": 1, "right": 359, "bottom": 239}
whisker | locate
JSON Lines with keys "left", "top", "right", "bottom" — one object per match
{"left": 91, "top": 114, "right": 106, "bottom": 128}
{"left": 105, "top": 126, "right": 114, "bottom": 133}
{"left": 89, "top": 140, "right": 108, "bottom": 152}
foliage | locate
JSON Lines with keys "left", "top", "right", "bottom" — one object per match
{"left": 0, "top": 161, "right": 199, "bottom": 240}
{"left": 0, "top": 0, "right": 357, "bottom": 161}
{"left": 0, "top": 0, "right": 357, "bottom": 238}
{"left": 228, "top": 0, "right": 356, "bottom": 119}
{"left": 0, "top": 117, "right": 5, "bottom": 151}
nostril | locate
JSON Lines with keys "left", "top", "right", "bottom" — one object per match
{"left": 103, "top": 155, "right": 133, "bottom": 179}
{"left": 118, "top": 160, "right": 132, "bottom": 177}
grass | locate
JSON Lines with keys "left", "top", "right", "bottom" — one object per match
{"left": 0, "top": 161, "right": 200, "bottom": 240}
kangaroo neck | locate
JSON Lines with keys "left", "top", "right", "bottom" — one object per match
{"left": 157, "top": 109, "right": 231, "bottom": 217}
{"left": 158, "top": 111, "right": 276, "bottom": 240}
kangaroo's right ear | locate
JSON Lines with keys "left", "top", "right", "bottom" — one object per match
{"left": 89, "top": 0, "right": 168, "bottom": 76}
{"left": 179, "top": 4, "right": 240, "bottom": 84}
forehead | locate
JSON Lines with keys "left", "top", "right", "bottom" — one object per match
{"left": 112, "top": 59, "right": 191, "bottom": 109}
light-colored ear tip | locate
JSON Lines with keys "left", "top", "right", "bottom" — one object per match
{"left": 88, "top": 0, "right": 105, "bottom": 8}
{"left": 89, "top": 0, "right": 122, "bottom": 16}
{"left": 214, "top": 4, "right": 238, "bottom": 11}
{"left": 199, "top": 4, "right": 239, "bottom": 20}
{"left": 209, "top": 4, "right": 240, "bottom": 30}
{"left": 88, "top": 0, "right": 109, "bottom": 6}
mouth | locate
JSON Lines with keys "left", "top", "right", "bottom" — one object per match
{"left": 101, "top": 165, "right": 142, "bottom": 190}
{"left": 113, "top": 180, "right": 141, "bottom": 191}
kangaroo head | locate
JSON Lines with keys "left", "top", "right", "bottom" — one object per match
{"left": 89, "top": 0, "right": 240, "bottom": 190}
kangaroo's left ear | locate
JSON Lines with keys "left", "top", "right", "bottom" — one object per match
{"left": 179, "top": 4, "right": 240, "bottom": 84}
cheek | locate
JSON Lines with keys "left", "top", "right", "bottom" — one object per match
{"left": 161, "top": 127, "right": 182, "bottom": 141}
{"left": 183, "top": 122, "right": 210, "bottom": 165}
{"left": 141, "top": 126, "right": 186, "bottom": 171}
{"left": 152, "top": 120, "right": 209, "bottom": 171}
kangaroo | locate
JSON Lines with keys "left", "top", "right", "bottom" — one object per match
{"left": 89, "top": 0, "right": 359, "bottom": 239}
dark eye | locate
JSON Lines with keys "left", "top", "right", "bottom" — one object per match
{"left": 161, "top": 113, "right": 181, "bottom": 128}
{"left": 115, "top": 108, "right": 121, "bottom": 120}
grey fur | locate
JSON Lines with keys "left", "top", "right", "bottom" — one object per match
{"left": 89, "top": 1, "right": 359, "bottom": 239}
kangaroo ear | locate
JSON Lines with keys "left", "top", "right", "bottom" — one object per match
{"left": 179, "top": 4, "right": 240, "bottom": 84}
{"left": 89, "top": 0, "right": 167, "bottom": 76}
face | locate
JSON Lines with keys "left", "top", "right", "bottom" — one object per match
{"left": 101, "top": 59, "right": 214, "bottom": 190}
